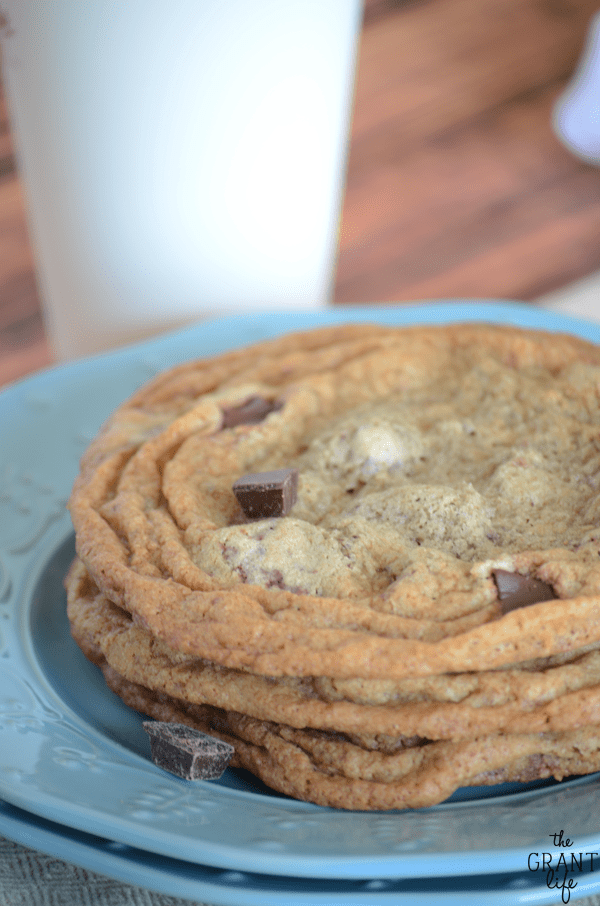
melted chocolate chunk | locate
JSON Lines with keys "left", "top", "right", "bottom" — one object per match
{"left": 143, "top": 722, "right": 234, "bottom": 780}
{"left": 222, "top": 396, "right": 282, "bottom": 428}
{"left": 492, "top": 569, "right": 557, "bottom": 614}
{"left": 233, "top": 468, "right": 298, "bottom": 519}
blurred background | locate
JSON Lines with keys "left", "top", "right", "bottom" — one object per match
{"left": 1, "top": 0, "right": 600, "bottom": 386}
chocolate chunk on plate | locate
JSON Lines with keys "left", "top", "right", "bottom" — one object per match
{"left": 222, "top": 396, "right": 282, "bottom": 428}
{"left": 492, "top": 569, "right": 557, "bottom": 615}
{"left": 233, "top": 468, "right": 298, "bottom": 519}
{"left": 143, "top": 722, "right": 234, "bottom": 780}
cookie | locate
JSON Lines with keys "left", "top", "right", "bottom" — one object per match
{"left": 68, "top": 323, "right": 600, "bottom": 678}
{"left": 66, "top": 321, "right": 600, "bottom": 808}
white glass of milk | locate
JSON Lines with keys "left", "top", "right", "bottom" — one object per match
{"left": 0, "top": 1, "right": 361, "bottom": 359}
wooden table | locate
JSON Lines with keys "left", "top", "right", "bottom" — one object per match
{"left": 2, "top": 0, "right": 600, "bottom": 387}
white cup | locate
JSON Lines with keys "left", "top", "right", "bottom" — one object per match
{"left": 0, "top": 1, "right": 361, "bottom": 360}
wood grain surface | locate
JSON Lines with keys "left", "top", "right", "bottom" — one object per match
{"left": 2, "top": 0, "right": 600, "bottom": 386}
{"left": 336, "top": 0, "right": 600, "bottom": 305}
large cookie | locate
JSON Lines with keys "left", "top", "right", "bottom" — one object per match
{"left": 68, "top": 322, "right": 600, "bottom": 678}
{"left": 66, "top": 321, "right": 600, "bottom": 808}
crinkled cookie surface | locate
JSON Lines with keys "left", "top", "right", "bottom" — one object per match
{"left": 68, "top": 322, "right": 600, "bottom": 678}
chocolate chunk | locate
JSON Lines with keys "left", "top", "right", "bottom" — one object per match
{"left": 222, "top": 397, "right": 282, "bottom": 429}
{"left": 492, "top": 569, "right": 557, "bottom": 614}
{"left": 233, "top": 468, "right": 298, "bottom": 519}
{"left": 143, "top": 721, "right": 234, "bottom": 780}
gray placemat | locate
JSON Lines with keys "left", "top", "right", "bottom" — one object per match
{"left": 0, "top": 836, "right": 210, "bottom": 906}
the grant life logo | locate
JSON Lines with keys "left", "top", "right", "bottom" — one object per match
{"left": 528, "top": 830, "right": 598, "bottom": 903}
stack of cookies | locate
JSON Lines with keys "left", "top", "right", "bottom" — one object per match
{"left": 66, "top": 322, "right": 600, "bottom": 809}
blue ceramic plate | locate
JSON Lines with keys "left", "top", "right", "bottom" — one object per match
{"left": 1, "top": 796, "right": 593, "bottom": 906}
{"left": 2, "top": 303, "right": 600, "bottom": 883}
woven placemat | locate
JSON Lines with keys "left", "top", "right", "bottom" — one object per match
{"left": 0, "top": 836, "right": 210, "bottom": 906}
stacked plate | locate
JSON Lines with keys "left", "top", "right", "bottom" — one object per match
{"left": 3, "top": 303, "right": 600, "bottom": 905}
